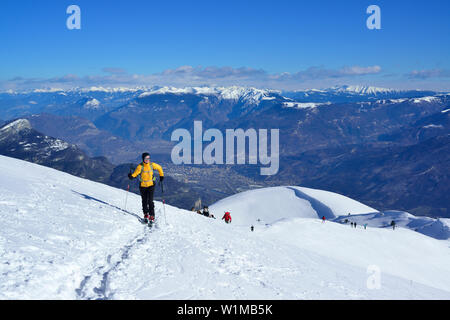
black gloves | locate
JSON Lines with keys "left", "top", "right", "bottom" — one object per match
{"left": 160, "top": 176, "right": 164, "bottom": 182}
{"left": 128, "top": 173, "right": 133, "bottom": 180}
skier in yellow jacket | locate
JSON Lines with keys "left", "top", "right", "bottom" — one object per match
{"left": 128, "top": 152, "right": 164, "bottom": 223}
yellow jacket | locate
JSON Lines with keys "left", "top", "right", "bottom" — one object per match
{"left": 131, "top": 162, "right": 164, "bottom": 187}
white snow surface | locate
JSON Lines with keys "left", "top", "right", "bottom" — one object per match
{"left": 331, "top": 85, "right": 397, "bottom": 95}
{"left": 209, "top": 186, "right": 377, "bottom": 225}
{"left": 0, "top": 156, "right": 449, "bottom": 300}
{"left": 413, "top": 96, "right": 439, "bottom": 103}
{"left": 282, "top": 102, "right": 331, "bottom": 109}
{"left": 292, "top": 85, "right": 399, "bottom": 95}
{"left": 422, "top": 124, "right": 444, "bottom": 129}
{"left": 0, "top": 119, "right": 32, "bottom": 133}
{"left": 83, "top": 98, "right": 101, "bottom": 109}
{"left": 334, "top": 211, "right": 450, "bottom": 240}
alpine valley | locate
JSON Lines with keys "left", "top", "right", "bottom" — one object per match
{"left": 0, "top": 85, "right": 449, "bottom": 217}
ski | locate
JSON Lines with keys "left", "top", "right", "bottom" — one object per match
{"left": 148, "top": 217, "right": 157, "bottom": 228}
{"left": 138, "top": 216, "right": 157, "bottom": 229}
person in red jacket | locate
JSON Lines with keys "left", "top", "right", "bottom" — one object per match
{"left": 322, "top": 216, "right": 326, "bottom": 223}
{"left": 222, "top": 211, "right": 232, "bottom": 223}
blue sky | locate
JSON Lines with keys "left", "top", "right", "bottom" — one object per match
{"left": 1, "top": 0, "right": 449, "bottom": 91}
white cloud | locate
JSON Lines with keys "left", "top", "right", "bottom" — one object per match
{"left": 3, "top": 64, "right": 447, "bottom": 92}
{"left": 407, "top": 69, "right": 450, "bottom": 79}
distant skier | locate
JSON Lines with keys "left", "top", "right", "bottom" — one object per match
{"left": 222, "top": 211, "right": 232, "bottom": 224}
{"left": 322, "top": 216, "right": 326, "bottom": 223}
{"left": 350, "top": 222, "right": 354, "bottom": 228}
{"left": 128, "top": 152, "right": 164, "bottom": 223}
{"left": 391, "top": 220, "right": 396, "bottom": 230}
{"left": 251, "top": 225, "right": 254, "bottom": 232}
{"left": 354, "top": 222, "right": 357, "bottom": 228}
{"left": 202, "top": 206, "right": 215, "bottom": 219}
{"left": 364, "top": 223, "right": 368, "bottom": 230}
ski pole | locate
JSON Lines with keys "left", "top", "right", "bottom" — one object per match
{"left": 160, "top": 180, "right": 168, "bottom": 225}
{"left": 124, "top": 165, "right": 134, "bottom": 212}
{"left": 124, "top": 183, "right": 130, "bottom": 211}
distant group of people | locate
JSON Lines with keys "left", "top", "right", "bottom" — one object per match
{"left": 342, "top": 217, "right": 396, "bottom": 230}
{"left": 188, "top": 208, "right": 400, "bottom": 232}
{"left": 189, "top": 206, "right": 236, "bottom": 226}
{"left": 189, "top": 205, "right": 398, "bottom": 232}
{"left": 342, "top": 218, "right": 363, "bottom": 229}
{"left": 191, "top": 206, "right": 216, "bottom": 219}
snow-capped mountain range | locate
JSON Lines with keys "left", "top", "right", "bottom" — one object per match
{"left": 1, "top": 84, "right": 448, "bottom": 218}
{"left": 282, "top": 85, "right": 440, "bottom": 103}
{"left": 2, "top": 84, "right": 441, "bottom": 99}
{"left": 0, "top": 119, "right": 115, "bottom": 183}
{"left": 0, "top": 119, "right": 69, "bottom": 152}
{"left": 307, "top": 85, "right": 399, "bottom": 95}
{"left": 2, "top": 85, "right": 443, "bottom": 119}
{"left": 138, "top": 85, "right": 283, "bottom": 105}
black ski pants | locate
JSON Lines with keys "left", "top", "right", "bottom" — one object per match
{"left": 139, "top": 185, "right": 155, "bottom": 217}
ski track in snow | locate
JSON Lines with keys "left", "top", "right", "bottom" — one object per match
{"left": 75, "top": 225, "right": 150, "bottom": 300}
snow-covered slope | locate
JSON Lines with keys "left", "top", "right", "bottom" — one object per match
{"left": 1, "top": 155, "right": 449, "bottom": 299}
{"left": 334, "top": 211, "right": 450, "bottom": 240}
{"left": 0, "top": 119, "right": 33, "bottom": 134}
{"left": 209, "top": 186, "right": 377, "bottom": 226}
{"left": 210, "top": 187, "right": 450, "bottom": 240}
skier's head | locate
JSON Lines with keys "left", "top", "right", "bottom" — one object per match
{"left": 142, "top": 152, "right": 150, "bottom": 162}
